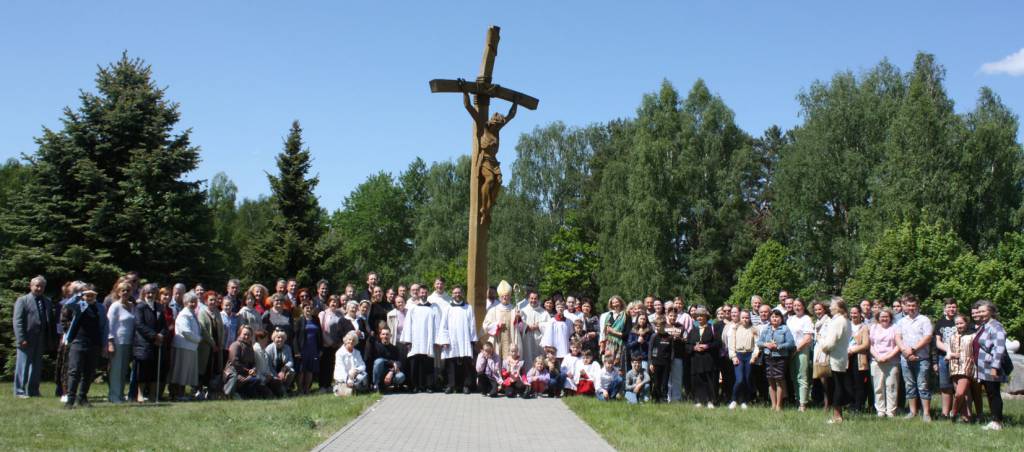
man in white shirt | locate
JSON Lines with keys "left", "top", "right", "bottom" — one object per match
{"left": 895, "top": 295, "right": 933, "bottom": 421}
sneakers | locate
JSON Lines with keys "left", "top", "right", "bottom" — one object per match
{"left": 922, "top": 415, "right": 932, "bottom": 423}
{"left": 982, "top": 422, "right": 1003, "bottom": 431}
{"left": 59, "top": 394, "right": 69, "bottom": 403}
{"left": 740, "top": 403, "right": 748, "bottom": 410}
{"left": 706, "top": 402, "right": 715, "bottom": 409}
{"left": 728, "top": 401, "right": 737, "bottom": 410}
{"left": 876, "top": 412, "right": 886, "bottom": 417}
{"left": 903, "top": 412, "right": 916, "bottom": 420}
{"left": 694, "top": 403, "right": 703, "bottom": 408}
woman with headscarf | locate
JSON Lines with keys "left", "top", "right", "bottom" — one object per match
{"left": 132, "top": 283, "right": 167, "bottom": 402}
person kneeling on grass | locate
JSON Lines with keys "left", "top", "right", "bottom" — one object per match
{"left": 576, "top": 350, "right": 601, "bottom": 396}
{"left": 596, "top": 353, "right": 623, "bottom": 401}
{"left": 334, "top": 331, "right": 368, "bottom": 396}
{"left": 265, "top": 329, "right": 296, "bottom": 397}
{"left": 624, "top": 354, "right": 649, "bottom": 404}
{"left": 223, "top": 325, "right": 272, "bottom": 399}
{"left": 476, "top": 341, "right": 502, "bottom": 397}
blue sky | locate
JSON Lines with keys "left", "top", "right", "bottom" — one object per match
{"left": 2, "top": 1, "right": 1022, "bottom": 210}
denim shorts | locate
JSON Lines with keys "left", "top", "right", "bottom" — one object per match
{"left": 937, "top": 355, "right": 952, "bottom": 390}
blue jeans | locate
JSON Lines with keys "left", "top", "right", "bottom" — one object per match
{"left": 936, "top": 355, "right": 952, "bottom": 391}
{"left": 900, "top": 357, "right": 931, "bottom": 401}
{"left": 732, "top": 352, "right": 752, "bottom": 403}
{"left": 14, "top": 342, "right": 43, "bottom": 397}
{"left": 597, "top": 376, "right": 623, "bottom": 401}
{"left": 372, "top": 358, "right": 405, "bottom": 389}
{"left": 625, "top": 382, "right": 650, "bottom": 404}
{"left": 549, "top": 373, "right": 566, "bottom": 393}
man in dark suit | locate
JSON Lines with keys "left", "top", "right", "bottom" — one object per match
{"left": 13, "top": 276, "right": 56, "bottom": 398}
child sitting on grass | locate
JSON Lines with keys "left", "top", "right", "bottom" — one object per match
{"left": 526, "top": 356, "right": 549, "bottom": 398}
{"left": 576, "top": 350, "right": 601, "bottom": 396}
{"left": 624, "top": 353, "right": 650, "bottom": 404}
{"left": 596, "top": 352, "right": 623, "bottom": 401}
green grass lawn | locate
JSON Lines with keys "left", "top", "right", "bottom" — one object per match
{"left": 0, "top": 383, "right": 377, "bottom": 451}
{"left": 566, "top": 397, "right": 1022, "bottom": 452}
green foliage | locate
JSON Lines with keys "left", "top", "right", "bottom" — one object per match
{"left": 727, "top": 240, "right": 803, "bottom": 308}
{"left": 319, "top": 172, "right": 410, "bottom": 287}
{"left": 207, "top": 172, "right": 241, "bottom": 280}
{"left": 772, "top": 59, "right": 905, "bottom": 289}
{"left": 842, "top": 222, "right": 967, "bottom": 316}
{"left": 539, "top": 213, "right": 598, "bottom": 300}
{"left": 935, "top": 233, "right": 1024, "bottom": 340}
{"left": 488, "top": 192, "right": 552, "bottom": 287}
{"left": 244, "top": 121, "right": 324, "bottom": 286}
{"left": 0, "top": 53, "right": 212, "bottom": 292}
{"left": 408, "top": 157, "right": 470, "bottom": 284}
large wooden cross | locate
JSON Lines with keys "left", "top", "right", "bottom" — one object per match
{"left": 429, "top": 25, "right": 538, "bottom": 328}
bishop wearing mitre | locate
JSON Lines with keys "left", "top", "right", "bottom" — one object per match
{"left": 482, "top": 280, "right": 520, "bottom": 358}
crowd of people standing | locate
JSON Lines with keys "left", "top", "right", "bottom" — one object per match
{"left": 11, "top": 272, "right": 1013, "bottom": 431}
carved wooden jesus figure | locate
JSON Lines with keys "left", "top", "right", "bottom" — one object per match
{"left": 460, "top": 79, "right": 517, "bottom": 225}
{"left": 429, "top": 25, "right": 539, "bottom": 332}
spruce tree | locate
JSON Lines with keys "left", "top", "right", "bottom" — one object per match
{"left": 0, "top": 53, "right": 212, "bottom": 290}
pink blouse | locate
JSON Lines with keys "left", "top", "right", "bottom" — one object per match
{"left": 869, "top": 323, "right": 897, "bottom": 359}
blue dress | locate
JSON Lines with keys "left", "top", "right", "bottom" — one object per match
{"left": 300, "top": 319, "right": 320, "bottom": 373}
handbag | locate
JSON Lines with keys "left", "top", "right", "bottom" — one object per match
{"left": 813, "top": 361, "right": 831, "bottom": 379}
{"left": 576, "top": 378, "right": 595, "bottom": 395}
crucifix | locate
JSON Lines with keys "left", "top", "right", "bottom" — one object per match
{"left": 429, "top": 25, "right": 539, "bottom": 328}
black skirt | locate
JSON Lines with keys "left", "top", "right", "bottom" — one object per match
{"left": 830, "top": 371, "right": 849, "bottom": 407}
{"left": 765, "top": 356, "right": 786, "bottom": 380}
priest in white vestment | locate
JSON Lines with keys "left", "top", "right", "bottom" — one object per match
{"left": 518, "top": 290, "right": 550, "bottom": 366}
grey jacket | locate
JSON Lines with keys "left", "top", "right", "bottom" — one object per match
{"left": 13, "top": 293, "right": 56, "bottom": 350}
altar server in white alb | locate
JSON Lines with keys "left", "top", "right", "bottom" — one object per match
{"left": 437, "top": 286, "right": 477, "bottom": 394}
{"left": 401, "top": 285, "right": 439, "bottom": 393}
{"left": 542, "top": 300, "right": 574, "bottom": 361}
{"left": 427, "top": 277, "right": 453, "bottom": 374}
{"left": 518, "top": 289, "right": 550, "bottom": 366}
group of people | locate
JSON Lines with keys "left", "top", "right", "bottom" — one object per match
{"left": 11, "top": 272, "right": 1012, "bottom": 431}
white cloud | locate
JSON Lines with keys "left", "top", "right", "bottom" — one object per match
{"left": 981, "top": 48, "right": 1024, "bottom": 76}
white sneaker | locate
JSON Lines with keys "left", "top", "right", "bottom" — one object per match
{"left": 983, "top": 422, "right": 1003, "bottom": 431}
{"left": 741, "top": 403, "right": 748, "bottom": 410}
{"left": 876, "top": 412, "right": 885, "bottom": 417}
{"left": 694, "top": 403, "right": 703, "bottom": 408}
{"left": 728, "top": 401, "right": 737, "bottom": 410}
{"left": 706, "top": 402, "right": 715, "bottom": 409}
{"left": 60, "top": 395, "right": 69, "bottom": 403}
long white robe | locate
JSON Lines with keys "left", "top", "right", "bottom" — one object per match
{"left": 437, "top": 301, "right": 477, "bottom": 359}
{"left": 519, "top": 304, "right": 550, "bottom": 366}
{"left": 541, "top": 317, "right": 573, "bottom": 358}
{"left": 400, "top": 301, "right": 439, "bottom": 358}
{"left": 483, "top": 303, "right": 519, "bottom": 358}
{"left": 428, "top": 292, "right": 452, "bottom": 368}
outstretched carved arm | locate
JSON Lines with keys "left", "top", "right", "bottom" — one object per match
{"left": 459, "top": 79, "right": 480, "bottom": 124}
{"left": 505, "top": 102, "right": 518, "bottom": 123}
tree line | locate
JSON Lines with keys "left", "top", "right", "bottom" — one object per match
{"left": 1, "top": 51, "right": 1022, "bottom": 358}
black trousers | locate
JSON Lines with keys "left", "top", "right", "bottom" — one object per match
{"left": 445, "top": 357, "right": 474, "bottom": 391}
{"left": 409, "top": 355, "right": 433, "bottom": 390}
{"left": 982, "top": 381, "right": 1004, "bottom": 422}
{"left": 651, "top": 363, "right": 670, "bottom": 402}
{"left": 477, "top": 374, "right": 498, "bottom": 396}
{"left": 319, "top": 346, "right": 338, "bottom": 391}
{"left": 717, "top": 357, "right": 734, "bottom": 403}
{"left": 693, "top": 371, "right": 715, "bottom": 404}
{"left": 845, "top": 362, "right": 868, "bottom": 411}
{"left": 682, "top": 356, "right": 693, "bottom": 399}
{"left": 67, "top": 347, "right": 98, "bottom": 402}
{"left": 504, "top": 379, "right": 527, "bottom": 397}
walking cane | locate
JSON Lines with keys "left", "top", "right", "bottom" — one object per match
{"left": 156, "top": 345, "right": 161, "bottom": 404}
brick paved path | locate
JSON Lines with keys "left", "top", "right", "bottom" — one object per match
{"left": 315, "top": 393, "right": 615, "bottom": 451}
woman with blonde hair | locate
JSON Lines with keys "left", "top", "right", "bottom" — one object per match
{"left": 603, "top": 296, "right": 627, "bottom": 365}
{"left": 819, "top": 297, "right": 851, "bottom": 424}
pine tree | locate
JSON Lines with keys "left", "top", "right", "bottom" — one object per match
{"left": 0, "top": 53, "right": 212, "bottom": 290}
{"left": 246, "top": 121, "right": 323, "bottom": 285}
